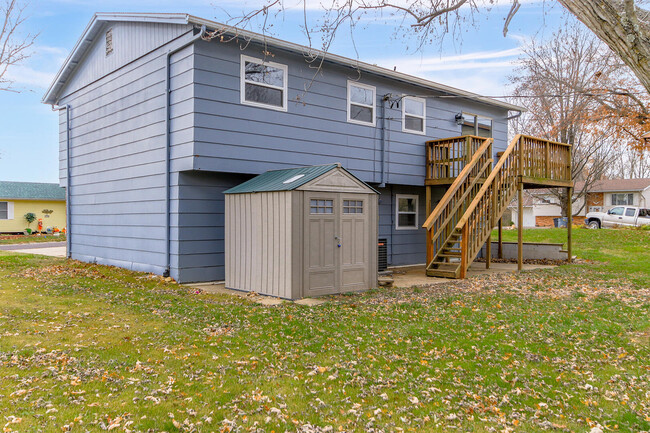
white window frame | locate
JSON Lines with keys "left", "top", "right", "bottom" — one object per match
{"left": 0, "top": 201, "right": 14, "bottom": 220}
{"left": 402, "top": 96, "right": 426, "bottom": 135}
{"left": 240, "top": 55, "right": 288, "bottom": 112}
{"left": 347, "top": 81, "right": 376, "bottom": 126}
{"left": 395, "top": 194, "right": 419, "bottom": 230}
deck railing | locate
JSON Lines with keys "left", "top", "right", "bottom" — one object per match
{"left": 422, "top": 137, "right": 493, "bottom": 263}
{"left": 426, "top": 135, "right": 489, "bottom": 183}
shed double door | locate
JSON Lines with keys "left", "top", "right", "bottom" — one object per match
{"left": 303, "top": 192, "right": 370, "bottom": 297}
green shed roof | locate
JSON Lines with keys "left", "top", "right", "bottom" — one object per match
{"left": 225, "top": 164, "right": 377, "bottom": 194}
{"left": 0, "top": 181, "right": 66, "bottom": 201}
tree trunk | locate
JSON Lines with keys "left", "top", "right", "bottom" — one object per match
{"left": 557, "top": 0, "right": 650, "bottom": 94}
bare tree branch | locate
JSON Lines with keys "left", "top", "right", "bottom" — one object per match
{"left": 0, "top": 0, "right": 36, "bottom": 92}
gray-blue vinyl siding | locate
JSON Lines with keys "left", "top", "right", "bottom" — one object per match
{"left": 57, "top": 23, "right": 198, "bottom": 279}
{"left": 190, "top": 39, "right": 509, "bottom": 186}
{"left": 56, "top": 20, "right": 510, "bottom": 283}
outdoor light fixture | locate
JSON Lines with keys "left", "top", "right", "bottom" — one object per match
{"left": 454, "top": 113, "right": 465, "bottom": 125}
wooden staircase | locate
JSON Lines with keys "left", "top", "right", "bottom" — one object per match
{"left": 423, "top": 134, "right": 572, "bottom": 279}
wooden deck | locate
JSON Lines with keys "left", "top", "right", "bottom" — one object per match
{"left": 426, "top": 134, "right": 573, "bottom": 188}
{"left": 423, "top": 134, "right": 573, "bottom": 279}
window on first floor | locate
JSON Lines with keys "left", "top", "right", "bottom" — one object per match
{"left": 241, "top": 55, "right": 288, "bottom": 111}
{"left": 396, "top": 194, "right": 418, "bottom": 230}
{"left": 310, "top": 199, "right": 333, "bottom": 214}
{"left": 343, "top": 200, "right": 364, "bottom": 214}
{"left": 611, "top": 193, "right": 634, "bottom": 206}
{"left": 347, "top": 81, "right": 376, "bottom": 126}
{"left": 0, "top": 202, "right": 11, "bottom": 220}
{"left": 402, "top": 96, "right": 426, "bottom": 134}
{"left": 461, "top": 113, "right": 492, "bottom": 138}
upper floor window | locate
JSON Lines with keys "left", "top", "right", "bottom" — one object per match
{"left": 611, "top": 193, "right": 633, "bottom": 206}
{"left": 240, "top": 55, "right": 288, "bottom": 111}
{"left": 402, "top": 96, "right": 426, "bottom": 134}
{"left": 347, "top": 81, "right": 376, "bottom": 126}
{"left": 461, "top": 113, "right": 492, "bottom": 138}
{"left": 395, "top": 194, "right": 418, "bottom": 230}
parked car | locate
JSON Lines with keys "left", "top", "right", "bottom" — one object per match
{"left": 585, "top": 206, "right": 650, "bottom": 229}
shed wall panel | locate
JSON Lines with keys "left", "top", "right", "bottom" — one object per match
{"left": 225, "top": 191, "right": 293, "bottom": 298}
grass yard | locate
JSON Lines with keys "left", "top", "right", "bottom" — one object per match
{"left": 0, "top": 234, "right": 66, "bottom": 245}
{"left": 0, "top": 229, "right": 649, "bottom": 432}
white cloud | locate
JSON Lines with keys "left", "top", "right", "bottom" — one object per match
{"left": 4, "top": 65, "right": 55, "bottom": 89}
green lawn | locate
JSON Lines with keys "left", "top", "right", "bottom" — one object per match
{"left": 0, "top": 229, "right": 649, "bottom": 432}
{"left": 495, "top": 227, "right": 650, "bottom": 287}
{"left": 0, "top": 234, "right": 66, "bottom": 245}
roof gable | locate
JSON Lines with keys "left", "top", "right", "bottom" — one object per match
{"left": 0, "top": 182, "right": 66, "bottom": 201}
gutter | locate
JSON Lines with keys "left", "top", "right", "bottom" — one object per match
{"left": 163, "top": 25, "right": 207, "bottom": 278}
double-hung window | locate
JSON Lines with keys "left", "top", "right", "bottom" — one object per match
{"left": 347, "top": 81, "right": 376, "bottom": 126}
{"left": 611, "top": 193, "right": 633, "bottom": 206}
{"left": 240, "top": 55, "right": 288, "bottom": 111}
{"left": 395, "top": 194, "right": 418, "bottom": 230}
{"left": 402, "top": 96, "right": 426, "bottom": 134}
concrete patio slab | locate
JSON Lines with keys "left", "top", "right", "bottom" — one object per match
{"left": 390, "top": 262, "right": 556, "bottom": 288}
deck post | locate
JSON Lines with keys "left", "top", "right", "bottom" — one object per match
{"left": 567, "top": 186, "right": 573, "bottom": 263}
{"left": 486, "top": 233, "right": 491, "bottom": 269}
{"left": 425, "top": 186, "right": 432, "bottom": 264}
{"left": 460, "top": 223, "right": 468, "bottom": 279}
{"left": 517, "top": 180, "right": 523, "bottom": 271}
{"left": 498, "top": 217, "right": 503, "bottom": 259}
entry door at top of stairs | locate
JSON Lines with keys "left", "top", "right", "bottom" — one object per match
{"left": 303, "top": 192, "right": 370, "bottom": 297}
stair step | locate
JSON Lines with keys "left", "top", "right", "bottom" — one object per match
{"left": 430, "top": 262, "right": 460, "bottom": 270}
{"left": 438, "top": 252, "right": 461, "bottom": 258}
{"left": 426, "top": 268, "right": 459, "bottom": 279}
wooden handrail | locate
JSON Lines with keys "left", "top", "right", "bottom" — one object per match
{"left": 422, "top": 138, "right": 493, "bottom": 230}
{"left": 518, "top": 134, "right": 572, "bottom": 148}
{"left": 455, "top": 135, "right": 522, "bottom": 229}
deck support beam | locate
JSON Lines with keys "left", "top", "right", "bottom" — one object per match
{"left": 497, "top": 218, "right": 503, "bottom": 259}
{"left": 517, "top": 180, "right": 523, "bottom": 271}
{"left": 567, "top": 186, "right": 573, "bottom": 263}
{"left": 426, "top": 185, "right": 433, "bottom": 264}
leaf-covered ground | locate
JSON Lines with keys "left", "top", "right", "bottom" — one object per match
{"left": 0, "top": 234, "right": 66, "bottom": 245}
{"left": 1, "top": 229, "right": 649, "bottom": 433}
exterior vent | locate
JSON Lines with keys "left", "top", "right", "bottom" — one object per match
{"left": 378, "top": 238, "right": 387, "bottom": 272}
{"left": 105, "top": 28, "right": 113, "bottom": 56}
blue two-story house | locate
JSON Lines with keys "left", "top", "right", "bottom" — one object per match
{"left": 43, "top": 12, "right": 527, "bottom": 284}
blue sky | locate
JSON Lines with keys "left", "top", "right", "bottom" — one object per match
{"left": 0, "top": 0, "right": 569, "bottom": 183}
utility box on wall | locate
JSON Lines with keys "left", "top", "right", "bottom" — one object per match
{"left": 224, "top": 164, "right": 378, "bottom": 299}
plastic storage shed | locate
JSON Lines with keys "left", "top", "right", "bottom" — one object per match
{"left": 224, "top": 163, "right": 379, "bottom": 299}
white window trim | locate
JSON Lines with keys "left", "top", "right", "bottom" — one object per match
{"left": 240, "top": 54, "right": 288, "bottom": 112}
{"left": 402, "top": 96, "right": 426, "bottom": 135}
{"left": 395, "top": 194, "right": 419, "bottom": 230}
{"left": 347, "top": 80, "right": 376, "bottom": 126}
{"left": 0, "top": 201, "right": 13, "bottom": 220}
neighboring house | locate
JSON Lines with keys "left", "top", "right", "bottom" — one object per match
{"left": 42, "top": 13, "right": 524, "bottom": 283}
{"left": 0, "top": 182, "right": 66, "bottom": 233}
{"left": 511, "top": 178, "right": 650, "bottom": 227}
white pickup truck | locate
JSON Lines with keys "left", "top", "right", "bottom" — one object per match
{"left": 585, "top": 206, "right": 650, "bottom": 229}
